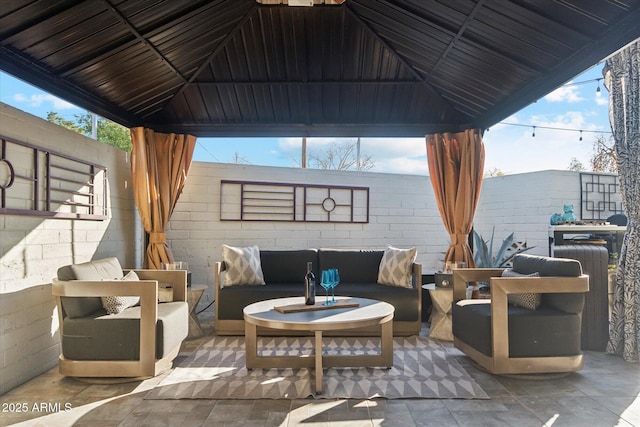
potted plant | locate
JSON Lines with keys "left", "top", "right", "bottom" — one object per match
{"left": 471, "top": 227, "right": 535, "bottom": 296}
{"left": 472, "top": 227, "right": 534, "bottom": 268}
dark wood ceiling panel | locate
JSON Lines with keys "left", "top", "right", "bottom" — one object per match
{"left": 1, "top": 0, "right": 639, "bottom": 136}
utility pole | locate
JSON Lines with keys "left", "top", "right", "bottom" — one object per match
{"left": 91, "top": 113, "right": 98, "bottom": 140}
{"left": 302, "top": 137, "right": 307, "bottom": 168}
{"left": 356, "top": 137, "right": 361, "bottom": 171}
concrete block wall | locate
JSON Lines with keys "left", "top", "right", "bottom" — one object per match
{"left": 0, "top": 103, "right": 141, "bottom": 394}
{"left": 473, "top": 170, "right": 582, "bottom": 258}
{"left": 167, "top": 162, "right": 451, "bottom": 303}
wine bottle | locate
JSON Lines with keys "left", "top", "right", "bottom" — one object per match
{"left": 304, "top": 262, "right": 316, "bottom": 305}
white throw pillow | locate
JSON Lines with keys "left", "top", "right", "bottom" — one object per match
{"left": 377, "top": 245, "right": 417, "bottom": 288}
{"left": 501, "top": 269, "right": 541, "bottom": 310}
{"left": 221, "top": 244, "right": 266, "bottom": 286}
{"left": 101, "top": 270, "right": 141, "bottom": 314}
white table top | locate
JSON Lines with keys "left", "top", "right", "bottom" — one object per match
{"left": 243, "top": 296, "right": 394, "bottom": 331}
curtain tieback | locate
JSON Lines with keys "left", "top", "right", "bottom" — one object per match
{"left": 149, "top": 232, "right": 167, "bottom": 244}
{"left": 450, "top": 233, "right": 468, "bottom": 245}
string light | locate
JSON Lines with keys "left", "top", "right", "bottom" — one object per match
{"left": 498, "top": 122, "right": 612, "bottom": 137}
{"left": 596, "top": 78, "right": 602, "bottom": 94}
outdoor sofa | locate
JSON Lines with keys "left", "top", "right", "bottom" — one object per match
{"left": 214, "top": 246, "right": 422, "bottom": 336}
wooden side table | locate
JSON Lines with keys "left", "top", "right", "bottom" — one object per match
{"left": 422, "top": 283, "right": 453, "bottom": 341}
{"left": 187, "top": 285, "right": 207, "bottom": 339}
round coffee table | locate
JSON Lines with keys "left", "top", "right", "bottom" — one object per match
{"left": 243, "top": 296, "right": 394, "bottom": 394}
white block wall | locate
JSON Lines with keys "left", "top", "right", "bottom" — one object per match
{"left": 168, "top": 163, "right": 451, "bottom": 303}
{"left": 473, "top": 170, "right": 583, "bottom": 258}
{"left": 0, "top": 103, "right": 141, "bottom": 394}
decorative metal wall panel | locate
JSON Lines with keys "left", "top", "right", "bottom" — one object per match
{"left": 0, "top": 135, "right": 108, "bottom": 220}
{"left": 220, "top": 180, "right": 368, "bottom": 223}
{"left": 580, "top": 172, "right": 624, "bottom": 221}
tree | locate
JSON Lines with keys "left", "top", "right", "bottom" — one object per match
{"left": 484, "top": 167, "right": 504, "bottom": 177}
{"left": 590, "top": 134, "right": 618, "bottom": 173}
{"left": 47, "top": 112, "right": 132, "bottom": 152}
{"left": 308, "top": 140, "right": 374, "bottom": 171}
{"left": 568, "top": 157, "right": 586, "bottom": 171}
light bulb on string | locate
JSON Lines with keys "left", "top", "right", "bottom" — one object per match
{"left": 532, "top": 126, "right": 536, "bottom": 138}
{"left": 596, "top": 78, "right": 602, "bottom": 95}
{"left": 579, "top": 130, "right": 583, "bottom": 141}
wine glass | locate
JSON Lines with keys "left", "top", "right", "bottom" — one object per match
{"left": 320, "top": 270, "right": 332, "bottom": 306}
{"left": 330, "top": 268, "right": 340, "bottom": 304}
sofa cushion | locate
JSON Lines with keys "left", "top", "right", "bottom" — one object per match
{"left": 57, "top": 257, "right": 124, "bottom": 319}
{"left": 377, "top": 245, "right": 416, "bottom": 288}
{"left": 452, "top": 299, "right": 582, "bottom": 357}
{"left": 101, "top": 271, "right": 141, "bottom": 314}
{"left": 501, "top": 269, "right": 541, "bottom": 310}
{"left": 318, "top": 249, "right": 383, "bottom": 284}
{"left": 512, "top": 254, "right": 584, "bottom": 314}
{"left": 218, "top": 284, "right": 303, "bottom": 320}
{"left": 221, "top": 244, "right": 265, "bottom": 286}
{"left": 260, "top": 249, "right": 318, "bottom": 283}
{"left": 61, "top": 301, "right": 188, "bottom": 360}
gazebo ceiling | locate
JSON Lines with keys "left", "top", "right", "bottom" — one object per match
{"left": 1, "top": 0, "right": 639, "bottom": 137}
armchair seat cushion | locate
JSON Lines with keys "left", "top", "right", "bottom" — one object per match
{"left": 61, "top": 301, "right": 188, "bottom": 360}
{"left": 452, "top": 300, "right": 582, "bottom": 358}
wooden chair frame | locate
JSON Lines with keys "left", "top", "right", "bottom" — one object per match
{"left": 452, "top": 268, "right": 589, "bottom": 375}
{"left": 52, "top": 269, "right": 187, "bottom": 379}
{"left": 214, "top": 261, "right": 422, "bottom": 337}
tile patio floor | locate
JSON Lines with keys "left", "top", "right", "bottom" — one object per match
{"left": 2, "top": 316, "right": 639, "bottom": 427}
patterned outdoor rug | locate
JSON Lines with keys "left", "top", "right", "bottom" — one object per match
{"left": 145, "top": 335, "right": 488, "bottom": 400}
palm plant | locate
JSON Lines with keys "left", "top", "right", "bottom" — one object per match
{"left": 472, "top": 227, "right": 534, "bottom": 268}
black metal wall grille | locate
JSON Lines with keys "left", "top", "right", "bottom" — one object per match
{"left": 580, "top": 172, "right": 624, "bottom": 220}
{"left": 0, "top": 135, "right": 108, "bottom": 220}
{"left": 220, "top": 180, "right": 369, "bottom": 223}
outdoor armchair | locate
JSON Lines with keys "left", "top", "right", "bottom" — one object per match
{"left": 52, "top": 257, "right": 188, "bottom": 380}
{"left": 451, "top": 254, "right": 589, "bottom": 375}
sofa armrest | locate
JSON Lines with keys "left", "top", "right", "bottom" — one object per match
{"left": 52, "top": 278, "right": 159, "bottom": 374}
{"left": 129, "top": 269, "right": 187, "bottom": 302}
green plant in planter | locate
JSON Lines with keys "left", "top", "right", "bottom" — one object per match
{"left": 472, "top": 227, "right": 535, "bottom": 268}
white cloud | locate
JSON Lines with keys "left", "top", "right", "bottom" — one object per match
{"left": 12, "top": 93, "right": 77, "bottom": 110}
{"left": 595, "top": 92, "right": 609, "bottom": 106}
{"left": 544, "top": 85, "right": 585, "bottom": 103}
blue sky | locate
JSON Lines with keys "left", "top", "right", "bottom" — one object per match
{"left": 0, "top": 64, "right": 611, "bottom": 175}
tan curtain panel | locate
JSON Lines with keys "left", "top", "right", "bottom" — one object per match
{"left": 426, "top": 129, "right": 485, "bottom": 267}
{"left": 130, "top": 127, "right": 196, "bottom": 269}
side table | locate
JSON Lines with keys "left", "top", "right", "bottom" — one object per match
{"left": 422, "top": 283, "right": 453, "bottom": 341}
{"left": 187, "top": 285, "right": 208, "bottom": 339}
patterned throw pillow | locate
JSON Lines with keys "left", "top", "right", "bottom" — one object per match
{"left": 501, "top": 269, "right": 541, "bottom": 310}
{"left": 221, "top": 244, "right": 266, "bottom": 287}
{"left": 377, "top": 245, "right": 417, "bottom": 288}
{"left": 101, "top": 270, "right": 141, "bottom": 315}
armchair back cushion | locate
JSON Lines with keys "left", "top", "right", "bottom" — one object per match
{"left": 512, "top": 254, "right": 584, "bottom": 314}
{"left": 57, "top": 257, "right": 124, "bottom": 318}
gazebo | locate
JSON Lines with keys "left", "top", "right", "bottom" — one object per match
{"left": 1, "top": 0, "right": 639, "bottom": 396}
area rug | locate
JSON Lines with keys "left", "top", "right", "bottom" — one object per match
{"left": 145, "top": 335, "right": 488, "bottom": 400}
